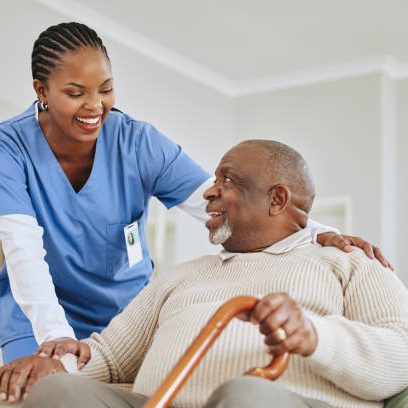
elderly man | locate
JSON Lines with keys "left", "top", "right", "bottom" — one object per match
{"left": 1, "top": 140, "right": 408, "bottom": 407}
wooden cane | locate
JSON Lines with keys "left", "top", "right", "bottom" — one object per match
{"left": 143, "top": 295, "right": 290, "bottom": 408}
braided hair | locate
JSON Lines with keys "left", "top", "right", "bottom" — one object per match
{"left": 32, "top": 22, "right": 109, "bottom": 82}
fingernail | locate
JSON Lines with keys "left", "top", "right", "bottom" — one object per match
{"left": 8, "top": 395, "right": 15, "bottom": 403}
{"left": 0, "top": 393, "right": 6, "bottom": 401}
{"left": 78, "top": 362, "right": 85, "bottom": 370}
{"left": 52, "top": 355, "right": 60, "bottom": 360}
{"left": 23, "top": 393, "right": 28, "bottom": 400}
{"left": 39, "top": 352, "right": 47, "bottom": 357}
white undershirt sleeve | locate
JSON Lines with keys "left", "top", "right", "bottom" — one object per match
{"left": 178, "top": 178, "right": 340, "bottom": 243}
{"left": 177, "top": 177, "right": 214, "bottom": 223}
{"left": 0, "top": 214, "right": 76, "bottom": 345}
{"left": 306, "top": 218, "right": 340, "bottom": 242}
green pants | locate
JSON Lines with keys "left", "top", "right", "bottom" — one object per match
{"left": 21, "top": 374, "right": 332, "bottom": 408}
{"left": 385, "top": 388, "right": 408, "bottom": 408}
{"left": 6, "top": 373, "right": 407, "bottom": 408}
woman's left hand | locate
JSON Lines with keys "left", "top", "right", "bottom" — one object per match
{"left": 35, "top": 337, "right": 91, "bottom": 370}
{"left": 316, "top": 232, "right": 393, "bottom": 270}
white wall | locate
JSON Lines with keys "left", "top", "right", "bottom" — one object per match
{"left": 396, "top": 79, "right": 408, "bottom": 281}
{"left": 234, "top": 75, "right": 382, "bottom": 237}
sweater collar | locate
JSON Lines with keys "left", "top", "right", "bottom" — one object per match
{"left": 218, "top": 228, "right": 313, "bottom": 262}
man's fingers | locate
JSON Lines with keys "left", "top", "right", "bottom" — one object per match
{"left": 250, "top": 294, "right": 286, "bottom": 324}
{"left": 236, "top": 311, "right": 251, "bottom": 322}
{"left": 258, "top": 305, "right": 292, "bottom": 336}
{"left": 266, "top": 326, "right": 316, "bottom": 357}
{"left": 77, "top": 343, "right": 91, "bottom": 369}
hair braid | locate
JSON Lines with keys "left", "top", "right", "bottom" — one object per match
{"left": 31, "top": 22, "right": 109, "bottom": 82}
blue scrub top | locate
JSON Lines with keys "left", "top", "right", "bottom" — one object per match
{"left": 0, "top": 103, "right": 209, "bottom": 345}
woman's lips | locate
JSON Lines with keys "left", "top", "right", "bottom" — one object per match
{"left": 74, "top": 115, "right": 101, "bottom": 131}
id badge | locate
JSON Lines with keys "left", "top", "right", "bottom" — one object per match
{"left": 124, "top": 221, "right": 143, "bottom": 267}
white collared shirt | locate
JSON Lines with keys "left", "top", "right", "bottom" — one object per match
{"left": 218, "top": 228, "right": 313, "bottom": 262}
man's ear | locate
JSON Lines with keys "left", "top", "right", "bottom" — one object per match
{"left": 268, "top": 185, "right": 291, "bottom": 216}
{"left": 33, "top": 79, "right": 48, "bottom": 105}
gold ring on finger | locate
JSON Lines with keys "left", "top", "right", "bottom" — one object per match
{"left": 274, "top": 327, "right": 287, "bottom": 342}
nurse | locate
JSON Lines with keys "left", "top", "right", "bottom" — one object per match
{"left": 0, "top": 22, "right": 389, "bottom": 366}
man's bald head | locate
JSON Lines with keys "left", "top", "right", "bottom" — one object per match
{"left": 237, "top": 139, "right": 315, "bottom": 213}
{"left": 204, "top": 139, "right": 315, "bottom": 252}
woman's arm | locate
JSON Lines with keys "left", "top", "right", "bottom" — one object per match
{"left": 0, "top": 214, "right": 76, "bottom": 344}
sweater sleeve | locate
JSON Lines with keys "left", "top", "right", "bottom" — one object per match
{"left": 78, "top": 273, "right": 178, "bottom": 384}
{"left": 307, "top": 256, "right": 408, "bottom": 400}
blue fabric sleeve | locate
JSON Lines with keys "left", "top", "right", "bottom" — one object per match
{"left": 0, "top": 125, "right": 36, "bottom": 217}
{"left": 136, "top": 123, "right": 209, "bottom": 208}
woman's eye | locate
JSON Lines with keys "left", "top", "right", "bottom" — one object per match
{"left": 100, "top": 88, "right": 113, "bottom": 94}
{"left": 67, "top": 93, "right": 82, "bottom": 98}
{"left": 224, "top": 177, "right": 232, "bottom": 183}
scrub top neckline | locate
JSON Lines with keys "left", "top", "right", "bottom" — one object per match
{"left": 33, "top": 111, "right": 102, "bottom": 197}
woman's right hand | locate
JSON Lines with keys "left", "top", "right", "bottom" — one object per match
{"left": 35, "top": 337, "right": 91, "bottom": 370}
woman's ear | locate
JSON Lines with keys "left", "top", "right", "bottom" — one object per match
{"left": 33, "top": 79, "right": 47, "bottom": 105}
{"left": 268, "top": 185, "right": 291, "bottom": 216}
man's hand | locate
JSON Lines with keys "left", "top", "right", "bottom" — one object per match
{"left": 239, "top": 293, "right": 317, "bottom": 357}
{"left": 316, "top": 232, "right": 393, "bottom": 270}
{"left": 0, "top": 355, "right": 66, "bottom": 403}
{"left": 35, "top": 337, "right": 91, "bottom": 370}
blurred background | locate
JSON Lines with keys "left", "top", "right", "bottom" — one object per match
{"left": 1, "top": 0, "right": 407, "bottom": 284}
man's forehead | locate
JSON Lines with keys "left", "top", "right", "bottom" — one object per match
{"left": 216, "top": 144, "right": 267, "bottom": 172}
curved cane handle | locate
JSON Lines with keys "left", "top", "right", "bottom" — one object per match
{"left": 143, "top": 295, "right": 290, "bottom": 408}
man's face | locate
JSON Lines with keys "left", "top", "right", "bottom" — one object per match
{"left": 203, "top": 144, "right": 271, "bottom": 252}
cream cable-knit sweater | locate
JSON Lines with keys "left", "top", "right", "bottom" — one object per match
{"left": 79, "top": 241, "right": 408, "bottom": 408}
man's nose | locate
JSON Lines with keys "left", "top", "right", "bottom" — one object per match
{"left": 203, "top": 183, "right": 221, "bottom": 201}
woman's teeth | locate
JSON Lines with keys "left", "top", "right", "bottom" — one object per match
{"left": 75, "top": 116, "right": 100, "bottom": 124}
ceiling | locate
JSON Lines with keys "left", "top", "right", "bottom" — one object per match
{"left": 36, "top": 0, "right": 408, "bottom": 93}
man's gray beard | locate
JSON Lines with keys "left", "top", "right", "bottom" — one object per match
{"left": 209, "top": 220, "right": 232, "bottom": 245}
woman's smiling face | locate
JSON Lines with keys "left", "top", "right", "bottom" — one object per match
{"left": 34, "top": 46, "right": 115, "bottom": 145}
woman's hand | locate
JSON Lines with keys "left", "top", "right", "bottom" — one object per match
{"left": 0, "top": 355, "right": 65, "bottom": 403}
{"left": 238, "top": 293, "right": 318, "bottom": 357}
{"left": 35, "top": 337, "right": 91, "bottom": 370}
{"left": 316, "top": 232, "right": 393, "bottom": 270}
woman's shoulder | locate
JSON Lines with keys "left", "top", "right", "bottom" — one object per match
{"left": 104, "top": 108, "right": 170, "bottom": 145}
{"left": 106, "top": 108, "right": 147, "bottom": 129}
{"left": 0, "top": 103, "right": 36, "bottom": 140}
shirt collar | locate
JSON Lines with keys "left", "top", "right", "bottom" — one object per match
{"left": 218, "top": 228, "right": 313, "bottom": 262}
